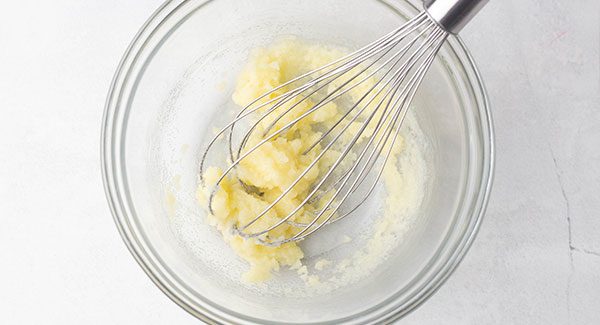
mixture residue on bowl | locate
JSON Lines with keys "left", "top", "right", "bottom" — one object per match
{"left": 197, "top": 38, "right": 426, "bottom": 285}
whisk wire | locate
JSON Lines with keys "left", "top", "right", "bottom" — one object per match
{"left": 234, "top": 25, "right": 444, "bottom": 236}
{"left": 200, "top": 11, "right": 453, "bottom": 245}
{"left": 221, "top": 14, "right": 431, "bottom": 165}
{"left": 277, "top": 26, "right": 446, "bottom": 222}
{"left": 206, "top": 22, "right": 434, "bottom": 216}
{"left": 234, "top": 17, "right": 434, "bottom": 160}
{"left": 284, "top": 30, "right": 449, "bottom": 242}
{"left": 309, "top": 32, "right": 449, "bottom": 230}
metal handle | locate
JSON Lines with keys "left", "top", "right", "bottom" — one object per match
{"left": 424, "top": 0, "right": 489, "bottom": 34}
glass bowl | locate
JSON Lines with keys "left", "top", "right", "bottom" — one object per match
{"left": 101, "top": 0, "right": 494, "bottom": 323}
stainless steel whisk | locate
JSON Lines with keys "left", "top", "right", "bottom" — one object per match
{"left": 200, "top": 0, "right": 488, "bottom": 246}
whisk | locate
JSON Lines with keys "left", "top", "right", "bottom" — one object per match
{"left": 200, "top": 0, "right": 488, "bottom": 246}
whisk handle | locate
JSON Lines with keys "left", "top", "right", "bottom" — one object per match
{"left": 424, "top": 0, "right": 489, "bottom": 34}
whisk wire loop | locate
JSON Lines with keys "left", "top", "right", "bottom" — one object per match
{"left": 200, "top": 12, "right": 450, "bottom": 246}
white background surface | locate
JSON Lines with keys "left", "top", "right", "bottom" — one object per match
{"left": 0, "top": 0, "right": 598, "bottom": 324}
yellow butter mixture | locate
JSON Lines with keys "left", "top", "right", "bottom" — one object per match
{"left": 198, "top": 38, "right": 406, "bottom": 283}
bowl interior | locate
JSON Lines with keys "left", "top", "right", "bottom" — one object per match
{"left": 106, "top": 0, "right": 491, "bottom": 323}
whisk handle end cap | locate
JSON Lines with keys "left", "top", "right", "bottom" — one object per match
{"left": 424, "top": 0, "right": 489, "bottom": 34}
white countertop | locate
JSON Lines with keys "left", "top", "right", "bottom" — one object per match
{"left": 0, "top": 0, "right": 598, "bottom": 323}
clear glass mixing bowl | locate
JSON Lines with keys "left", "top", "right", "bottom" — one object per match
{"left": 101, "top": 0, "right": 494, "bottom": 323}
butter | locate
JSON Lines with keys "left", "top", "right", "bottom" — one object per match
{"left": 197, "top": 38, "right": 407, "bottom": 283}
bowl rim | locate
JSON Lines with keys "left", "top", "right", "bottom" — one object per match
{"left": 101, "top": 0, "right": 495, "bottom": 323}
